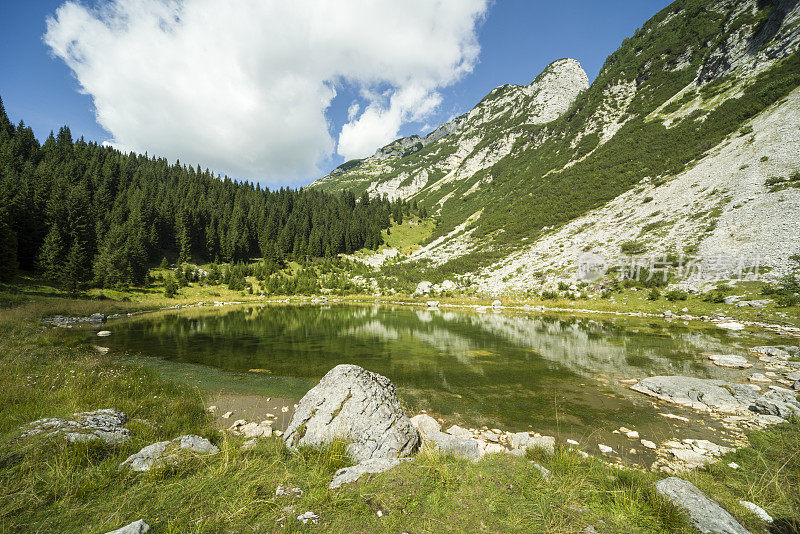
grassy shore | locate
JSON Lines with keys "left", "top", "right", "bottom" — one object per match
{"left": 0, "top": 289, "right": 798, "bottom": 532}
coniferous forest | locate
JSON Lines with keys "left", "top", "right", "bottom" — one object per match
{"left": 0, "top": 96, "right": 414, "bottom": 291}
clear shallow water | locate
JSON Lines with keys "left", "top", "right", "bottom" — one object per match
{"left": 97, "top": 304, "right": 785, "bottom": 454}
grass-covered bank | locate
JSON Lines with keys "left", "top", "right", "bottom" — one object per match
{"left": 0, "top": 299, "right": 798, "bottom": 532}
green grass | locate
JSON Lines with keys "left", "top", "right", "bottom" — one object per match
{"left": 381, "top": 218, "right": 436, "bottom": 254}
{"left": 0, "top": 297, "right": 798, "bottom": 532}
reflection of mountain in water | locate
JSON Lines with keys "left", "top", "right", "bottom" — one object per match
{"left": 343, "top": 306, "right": 745, "bottom": 382}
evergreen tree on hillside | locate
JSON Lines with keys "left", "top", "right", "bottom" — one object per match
{"left": 0, "top": 95, "right": 398, "bottom": 289}
{"left": 0, "top": 208, "right": 18, "bottom": 282}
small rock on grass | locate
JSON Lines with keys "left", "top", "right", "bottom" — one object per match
{"left": 104, "top": 519, "right": 150, "bottom": 534}
{"left": 598, "top": 444, "right": 613, "bottom": 454}
{"left": 739, "top": 501, "right": 773, "bottom": 523}
{"left": 121, "top": 435, "right": 219, "bottom": 471}
{"left": 329, "top": 458, "right": 411, "bottom": 489}
{"left": 297, "top": 512, "right": 319, "bottom": 525}
{"left": 655, "top": 477, "right": 749, "bottom": 534}
{"left": 641, "top": 439, "right": 657, "bottom": 450}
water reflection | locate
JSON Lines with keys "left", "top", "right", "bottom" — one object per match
{"left": 103, "top": 304, "right": 762, "bottom": 437}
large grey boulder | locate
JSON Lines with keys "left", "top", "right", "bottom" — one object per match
{"left": 21, "top": 409, "right": 130, "bottom": 444}
{"left": 631, "top": 376, "right": 757, "bottom": 414}
{"left": 104, "top": 519, "right": 150, "bottom": 534}
{"left": 121, "top": 435, "right": 219, "bottom": 471}
{"left": 283, "top": 365, "right": 420, "bottom": 462}
{"left": 329, "top": 458, "right": 411, "bottom": 489}
{"left": 655, "top": 477, "right": 750, "bottom": 534}
{"left": 752, "top": 387, "right": 800, "bottom": 419}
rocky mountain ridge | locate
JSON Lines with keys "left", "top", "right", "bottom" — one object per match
{"left": 312, "top": 0, "right": 800, "bottom": 293}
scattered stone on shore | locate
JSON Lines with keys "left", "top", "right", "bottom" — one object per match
{"left": 707, "top": 354, "right": 752, "bottom": 369}
{"left": 739, "top": 501, "right": 773, "bottom": 523}
{"left": 330, "top": 458, "right": 412, "bottom": 489}
{"left": 411, "top": 414, "right": 482, "bottom": 461}
{"left": 104, "top": 519, "right": 150, "bottom": 534}
{"left": 748, "top": 346, "right": 791, "bottom": 359}
{"left": 728, "top": 462, "right": 740, "bottom": 469}
{"left": 21, "top": 409, "right": 130, "bottom": 444}
{"left": 491, "top": 300, "right": 503, "bottom": 308}
{"left": 445, "top": 424, "right": 472, "bottom": 439}
{"left": 598, "top": 444, "right": 613, "bottom": 454}
{"left": 221, "top": 411, "right": 233, "bottom": 419}
{"left": 655, "top": 439, "right": 733, "bottom": 473}
{"left": 207, "top": 405, "right": 217, "bottom": 414}
{"left": 511, "top": 432, "right": 556, "bottom": 455}
{"left": 426, "top": 300, "right": 440, "bottom": 308}
{"left": 716, "top": 321, "right": 745, "bottom": 331}
{"left": 121, "top": 435, "right": 219, "bottom": 471}
{"left": 283, "top": 365, "right": 420, "bottom": 462}
{"left": 97, "top": 331, "right": 112, "bottom": 337}
{"left": 228, "top": 419, "right": 273, "bottom": 438}
{"left": 634, "top": 376, "right": 797, "bottom": 434}
{"left": 42, "top": 313, "right": 107, "bottom": 328}
{"left": 641, "top": 440, "right": 657, "bottom": 450}
{"left": 748, "top": 373, "right": 771, "bottom": 383}
{"left": 566, "top": 439, "right": 580, "bottom": 446}
{"left": 655, "top": 477, "right": 749, "bottom": 534}
{"left": 753, "top": 386, "right": 800, "bottom": 418}
{"left": 659, "top": 413, "right": 690, "bottom": 422}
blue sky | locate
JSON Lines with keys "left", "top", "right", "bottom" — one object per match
{"left": 0, "top": 0, "right": 672, "bottom": 187}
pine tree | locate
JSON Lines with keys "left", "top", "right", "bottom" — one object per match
{"left": 0, "top": 210, "right": 18, "bottom": 282}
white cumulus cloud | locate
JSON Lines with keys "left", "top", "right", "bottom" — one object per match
{"left": 44, "top": 0, "right": 488, "bottom": 183}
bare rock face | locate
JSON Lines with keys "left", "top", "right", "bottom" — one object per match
{"left": 655, "top": 477, "right": 750, "bottom": 534}
{"left": 283, "top": 365, "right": 420, "bottom": 462}
{"left": 21, "top": 409, "right": 130, "bottom": 444}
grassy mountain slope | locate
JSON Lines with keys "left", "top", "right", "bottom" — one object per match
{"left": 312, "top": 0, "right": 800, "bottom": 287}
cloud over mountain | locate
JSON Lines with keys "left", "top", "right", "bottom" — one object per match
{"left": 44, "top": 0, "right": 488, "bottom": 183}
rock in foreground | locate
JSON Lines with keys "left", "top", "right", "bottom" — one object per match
{"left": 21, "top": 409, "right": 130, "bottom": 444}
{"left": 329, "top": 458, "right": 411, "bottom": 489}
{"left": 283, "top": 364, "right": 420, "bottom": 462}
{"left": 121, "top": 435, "right": 219, "bottom": 471}
{"left": 655, "top": 477, "right": 750, "bottom": 534}
{"left": 104, "top": 519, "right": 150, "bottom": 534}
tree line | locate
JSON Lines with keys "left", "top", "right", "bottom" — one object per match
{"left": 0, "top": 96, "right": 417, "bottom": 291}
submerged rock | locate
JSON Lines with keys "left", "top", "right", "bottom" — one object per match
{"left": 708, "top": 354, "right": 752, "bottom": 369}
{"left": 104, "top": 519, "right": 150, "bottom": 534}
{"left": 330, "top": 458, "right": 411, "bottom": 489}
{"left": 283, "top": 365, "right": 420, "bottom": 462}
{"left": 631, "top": 376, "right": 757, "bottom": 414}
{"left": 121, "top": 435, "right": 219, "bottom": 471}
{"left": 655, "top": 477, "right": 749, "bottom": 534}
{"left": 21, "top": 409, "right": 130, "bottom": 444}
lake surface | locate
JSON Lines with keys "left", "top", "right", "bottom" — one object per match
{"left": 98, "top": 303, "right": 785, "bottom": 457}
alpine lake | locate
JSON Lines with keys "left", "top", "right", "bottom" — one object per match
{"left": 85, "top": 302, "right": 798, "bottom": 465}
